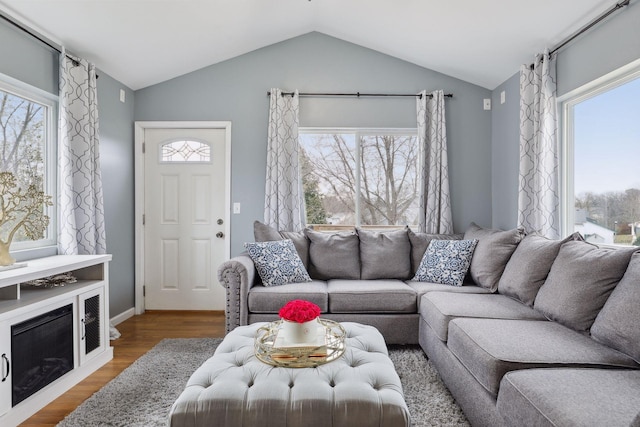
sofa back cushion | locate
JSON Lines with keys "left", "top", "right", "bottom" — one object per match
{"left": 304, "top": 228, "right": 360, "bottom": 280}
{"left": 534, "top": 240, "right": 638, "bottom": 332}
{"left": 498, "top": 232, "right": 583, "bottom": 306}
{"left": 253, "top": 221, "right": 310, "bottom": 268}
{"left": 357, "top": 228, "right": 411, "bottom": 279}
{"left": 463, "top": 223, "right": 525, "bottom": 292}
{"left": 407, "top": 229, "right": 463, "bottom": 275}
{"left": 591, "top": 252, "right": 640, "bottom": 363}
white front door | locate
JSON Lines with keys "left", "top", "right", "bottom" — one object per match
{"left": 143, "top": 128, "right": 227, "bottom": 310}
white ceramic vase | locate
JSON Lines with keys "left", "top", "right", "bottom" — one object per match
{"left": 281, "top": 318, "right": 318, "bottom": 344}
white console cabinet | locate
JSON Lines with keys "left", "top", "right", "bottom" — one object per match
{"left": 0, "top": 255, "right": 113, "bottom": 426}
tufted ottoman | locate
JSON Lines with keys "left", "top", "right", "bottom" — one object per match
{"left": 169, "top": 322, "right": 410, "bottom": 427}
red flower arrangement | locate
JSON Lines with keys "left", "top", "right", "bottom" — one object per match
{"left": 279, "top": 299, "right": 321, "bottom": 323}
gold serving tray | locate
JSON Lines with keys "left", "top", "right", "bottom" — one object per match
{"left": 254, "top": 318, "right": 346, "bottom": 368}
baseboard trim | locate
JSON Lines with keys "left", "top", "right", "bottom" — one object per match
{"left": 111, "top": 307, "right": 135, "bottom": 325}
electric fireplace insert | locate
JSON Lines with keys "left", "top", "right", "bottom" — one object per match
{"left": 11, "top": 304, "right": 74, "bottom": 406}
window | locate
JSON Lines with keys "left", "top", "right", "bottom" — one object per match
{"left": 160, "top": 139, "right": 211, "bottom": 163}
{"left": 299, "top": 128, "right": 420, "bottom": 230}
{"left": 561, "top": 64, "right": 640, "bottom": 247}
{"left": 0, "top": 74, "right": 57, "bottom": 251}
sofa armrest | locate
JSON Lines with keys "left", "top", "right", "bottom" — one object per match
{"left": 217, "top": 254, "right": 258, "bottom": 334}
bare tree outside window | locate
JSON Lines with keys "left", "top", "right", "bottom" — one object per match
{"left": 300, "top": 131, "right": 420, "bottom": 230}
{"left": 0, "top": 88, "right": 49, "bottom": 245}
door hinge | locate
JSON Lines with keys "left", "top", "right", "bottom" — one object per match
{"left": 142, "top": 214, "right": 145, "bottom": 225}
{"left": 143, "top": 286, "right": 146, "bottom": 297}
{"left": 142, "top": 142, "right": 146, "bottom": 153}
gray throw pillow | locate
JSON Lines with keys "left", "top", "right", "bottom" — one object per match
{"left": 407, "top": 228, "right": 464, "bottom": 275}
{"left": 304, "top": 228, "right": 360, "bottom": 280}
{"left": 498, "top": 232, "right": 583, "bottom": 306}
{"left": 357, "top": 228, "right": 411, "bottom": 279}
{"left": 413, "top": 239, "right": 478, "bottom": 286}
{"left": 464, "top": 222, "right": 525, "bottom": 292}
{"left": 244, "top": 239, "right": 312, "bottom": 287}
{"left": 591, "top": 252, "right": 640, "bottom": 363}
{"left": 534, "top": 240, "right": 638, "bottom": 332}
{"left": 253, "top": 221, "right": 310, "bottom": 268}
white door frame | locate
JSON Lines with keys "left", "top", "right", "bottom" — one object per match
{"left": 134, "top": 121, "right": 231, "bottom": 315}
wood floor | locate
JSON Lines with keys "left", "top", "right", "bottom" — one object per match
{"left": 20, "top": 310, "right": 226, "bottom": 427}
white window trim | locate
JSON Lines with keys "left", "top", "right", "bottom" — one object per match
{"left": 0, "top": 72, "right": 58, "bottom": 255}
{"left": 299, "top": 127, "right": 418, "bottom": 227}
{"left": 558, "top": 57, "right": 640, "bottom": 244}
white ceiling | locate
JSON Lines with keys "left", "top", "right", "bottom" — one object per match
{"left": 0, "top": 0, "right": 614, "bottom": 90}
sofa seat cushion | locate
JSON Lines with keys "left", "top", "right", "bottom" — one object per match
{"left": 328, "top": 280, "right": 416, "bottom": 313}
{"left": 420, "top": 293, "right": 546, "bottom": 342}
{"left": 447, "top": 318, "right": 639, "bottom": 396}
{"left": 248, "top": 281, "right": 328, "bottom": 313}
{"left": 498, "top": 368, "right": 640, "bottom": 427}
{"left": 406, "top": 281, "right": 490, "bottom": 308}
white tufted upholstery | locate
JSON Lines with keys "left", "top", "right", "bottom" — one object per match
{"left": 169, "top": 322, "right": 410, "bottom": 427}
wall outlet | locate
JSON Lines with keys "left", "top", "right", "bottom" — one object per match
{"left": 233, "top": 202, "right": 241, "bottom": 214}
{"left": 119, "top": 89, "right": 126, "bottom": 103}
{"left": 483, "top": 98, "right": 491, "bottom": 110}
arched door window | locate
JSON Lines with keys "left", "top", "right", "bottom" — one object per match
{"left": 160, "top": 139, "right": 211, "bottom": 163}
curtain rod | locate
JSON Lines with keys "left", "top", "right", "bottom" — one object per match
{"left": 550, "top": 0, "right": 630, "bottom": 57}
{"left": 0, "top": 12, "right": 97, "bottom": 76}
{"left": 266, "top": 91, "right": 453, "bottom": 99}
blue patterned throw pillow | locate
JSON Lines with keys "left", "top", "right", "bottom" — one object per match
{"left": 413, "top": 239, "right": 478, "bottom": 286}
{"left": 244, "top": 239, "right": 312, "bottom": 287}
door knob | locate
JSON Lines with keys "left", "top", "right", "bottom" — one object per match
{"left": 216, "top": 232, "right": 224, "bottom": 238}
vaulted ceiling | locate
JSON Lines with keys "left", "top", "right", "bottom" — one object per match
{"left": 0, "top": 0, "right": 614, "bottom": 90}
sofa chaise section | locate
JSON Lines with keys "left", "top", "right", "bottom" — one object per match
{"left": 498, "top": 369, "right": 640, "bottom": 427}
{"left": 447, "top": 318, "right": 639, "bottom": 397}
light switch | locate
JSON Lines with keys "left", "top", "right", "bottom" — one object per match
{"left": 483, "top": 98, "right": 491, "bottom": 110}
{"left": 233, "top": 203, "right": 241, "bottom": 214}
{"left": 119, "top": 89, "right": 126, "bottom": 103}
{"left": 500, "top": 91, "right": 506, "bottom": 104}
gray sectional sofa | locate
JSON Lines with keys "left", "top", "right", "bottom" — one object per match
{"left": 217, "top": 221, "right": 640, "bottom": 426}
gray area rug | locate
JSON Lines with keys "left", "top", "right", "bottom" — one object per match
{"left": 58, "top": 338, "right": 469, "bottom": 427}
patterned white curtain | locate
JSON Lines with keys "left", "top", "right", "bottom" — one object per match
{"left": 264, "top": 88, "right": 304, "bottom": 231}
{"left": 417, "top": 90, "right": 453, "bottom": 234}
{"left": 58, "top": 50, "right": 107, "bottom": 255}
{"left": 518, "top": 50, "right": 559, "bottom": 239}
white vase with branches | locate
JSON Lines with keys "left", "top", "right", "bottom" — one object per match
{"left": 0, "top": 171, "right": 52, "bottom": 266}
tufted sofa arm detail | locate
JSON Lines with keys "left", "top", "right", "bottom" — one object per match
{"left": 217, "top": 254, "right": 257, "bottom": 334}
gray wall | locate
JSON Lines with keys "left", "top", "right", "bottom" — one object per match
{"left": 0, "top": 19, "right": 58, "bottom": 94}
{"left": 491, "top": 72, "right": 520, "bottom": 230}
{"left": 135, "top": 32, "right": 493, "bottom": 255}
{"left": 491, "top": 0, "right": 640, "bottom": 229}
{"left": 0, "top": 18, "right": 136, "bottom": 318}
{"left": 97, "top": 73, "right": 136, "bottom": 316}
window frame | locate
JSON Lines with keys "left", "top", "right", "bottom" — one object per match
{"left": 559, "top": 58, "right": 640, "bottom": 245}
{"left": 299, "top": 127, "right": 419, "bottom": 228}
{"left": 0, "top": 72, "right": 58, "bottom": 255}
